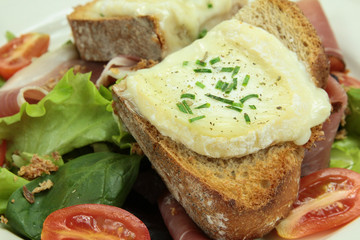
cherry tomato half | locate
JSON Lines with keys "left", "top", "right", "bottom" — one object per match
{"left": 41, "top": 204, "right": 151, "bottom": 240}
{"left": 0, "top": 32, "right": 50, "bottom": 79}
{"left": 276, "top": 168, "right": 360, "bottom": 239}
{"left": 0, "top": 140, "right": 6, "bottom": 166}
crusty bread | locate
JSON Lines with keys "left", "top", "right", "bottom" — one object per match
{"left": 67, "top": 0, "right": 245, "bottom": 62}
{"left": 111, "top": 0, "right": 329, "bottom": 239}
{"left": 235, "top": 0, "right": 329, "bottom": 88}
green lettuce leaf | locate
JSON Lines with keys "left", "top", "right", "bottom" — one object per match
{"left": 330, "top": 135, "right": 360, "bottom": 173}
{"left": 0, "top": 69, "right": 121, "bottom": 167}
{"left": 5, "top": 152, "right": 142, "bottom": 240}
{"left": 345, "top": 88, "right": 360, "bottom": 136}
{"left": 0, "top": 167, "right": 29, "bottom": 214}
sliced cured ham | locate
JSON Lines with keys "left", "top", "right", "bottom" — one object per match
{"left": 0, "top": 44, "right": 104, "bottom": 117}
{"left": 158, "top": 191, "right": 209, "bottom": 240}
{"left": 297, "top": 0, "right": 346, "bottom": 72}
{"left": 302, "top": 75, "right": 348, "bottom": 176}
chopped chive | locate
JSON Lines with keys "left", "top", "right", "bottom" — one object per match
{"left": 181, "top": 93, "right": 196, "bottom": 100}
{"left": 182, "top": 100, "right": 193, "bottom": 114}
{"left": 196, "top": 60, "right": 207, "bottom": 67}
{"left": 205, "top": 93, "right": 234, "bottom": 105}
{"left": 209, "top": 56, "right": 220, "bottom": 65}
{"left": 220, "top": 67, "right": 234, "bottom": 72}
{"left": 195, "top": 81, "right": 205, "bottom": 89}
{"left": 232, "top": 66, "right": 240, "bottom": 77}
{"left": 249, "top": 105, "right": 257, "bottom": 109}
{"left": 5, "top": 31, "right": 16, "bottom": 41}
{"left": 207, "top": 3, "right": 213, "bottom": 8}
{"left": 221, "top": 82, "right": 229, "bottom": 92}
{"left": 194, "top": 68, "right": 212, "bottom": 73}
{"left": 176, "top": 102, "right": 188, "bottom": 113}
{"left": 182, "top": 61, "right": 189, "bottom": 66}
{"left": 225, "top": 82, "right": 236, "bottom": 94}
{"left": 195, "top": 103, "right": 210, "bottom": 109}
{"left": 244, "top": 113, "right": 251, "bottom": 124}
{"left": 232, "top": 102, "right": 244, "bottom": 108}
{"left": 242, "top": 74, "right": 250, "bottom": 86}
{"left": 215, "top": 80, "right": 225, "bottom": 90}
{"left": 189, "top": 115, "right": 206, "bottom": 123}
{"left": 198, "top": 29, "right": 207, "bottom": 39}
{"left": 240, "top": 94, "right": 259, "bottom": 104}
{"left": 232, "top": 78, "right": 238, "bottom": 90}
{"left": 226, "top": 105, "right": 243, "bottom": 112}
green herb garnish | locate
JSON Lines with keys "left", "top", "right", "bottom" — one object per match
{"left": 244, "top": 113, "right": 251, "bottom": 124}
{"left": 215, "top": 80, "right": 225, "bottom": 90}
{"left": 195, "top": 81, "right": 205, "bottom": 89}
{"left": 205, "top": 93, "right": 234, "bottom": 105}
{"left": 196, "top": 60, "right": 207, "bottom": 67}
{"left": 209, "top": 56, "right": 220, "bottom": 65}
{"left": 249, "top": 105, "right": 257, "bottom": 110}
{"left": 189, "top": 115, "right": 206, "bottom": 123}
{"left": 242, "top": 74, "right": 250, "bottom": 86}
{"left": 232, "top": 66, "right": 240, "bottom": 77}
{"left": 232, "top": 78, "right": 238, "bottom": 90}
{"left": 183, "top": 61, "right": 189, "bottom": 66}
{"left": 220, "top": 67, "right": 234, "bottom": 72}
{"left": 5, "top": 31, "right": 16, "bottom": 42}
{"left": 198, "top": 29, "right": 207, "bottom": 39}
{"left": 177, "top": 102, "right": 188, "bottom": 113}
{"left": 207, "top": 3, "right": 213, "bottom": 8}
{"left": 240, "top": 94, "right": 259, "bottom": 104}
{"left": 194, "top": 68, "right": 212, "bottom": 73}
{"left": 181, "top": 93, "right": 196, "bottom": 100}
{"left": 226, "top": 106, "right": 242, "bottom": 112}
{"left": 232, "top": 102, "right": 244, "bottom": 108}
{"left": 195, "top": 103, "right": 210, "bottom": 109}
{"left": 182, "top": 100, "right": 193, "bottom": 114}
{"left": 221, "top": 82, "right": 229, "bottom": 92}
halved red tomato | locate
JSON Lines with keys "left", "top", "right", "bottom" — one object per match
{"left": 0, "top": 140, "right": 6, "bottom": 166}
{"left": 0, "top": 32, "right": 50, "bottom": 79}
{"left": 276, "top": 168, "right": 360, "bottom": 239}
{"left": 41, "top": 204, "right": 151, "bottom": 240}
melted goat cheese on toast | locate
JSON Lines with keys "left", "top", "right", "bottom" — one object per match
{"left": 116, "top": 19, "right": 331, "bottom": 158}
{"left": 93, "top": 0, "right": 240, "bottom": 55}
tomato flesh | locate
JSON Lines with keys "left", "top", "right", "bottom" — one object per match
{"left": 0, "top": 140, "right": 6, "bottom": 166}
{"left": 41, "top": 204, "right": 150, "bottom": 240}
{"left": 0, "top": 33, "right": 49, "bottom": 79}
{"left": 276, "top": 168, "right": 360, "bottom": 239}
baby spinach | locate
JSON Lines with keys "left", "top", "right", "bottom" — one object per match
{"left": 5, "top": 151, "right": 141, "bottom": 240}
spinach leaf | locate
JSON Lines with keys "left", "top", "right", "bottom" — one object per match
{"left": 5, "top": 152, "right": 141, "bottom": 240}
{"left": 0, "top": 168, "right": 29, "bottom": 214}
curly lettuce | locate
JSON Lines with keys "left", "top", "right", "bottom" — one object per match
{"left": 0, "top": 69, "right": 124, "bottom": 167}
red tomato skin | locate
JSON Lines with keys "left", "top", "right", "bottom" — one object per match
{"left": 276, "top": 168, "right": 360, "bottom": 239}
{"left": 0, "top": 33, "right": 50, "bottom": 79}
{"left": 41, "top": 204, "right": 150, "bottom": 240}
{"left": 0, "top": 140, "right": 6, "bottom": 166}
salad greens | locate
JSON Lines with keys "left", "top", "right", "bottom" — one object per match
{"left": 0, "top": 168, "right": 28, "bottom": 214}
{"left": 0, "top": 69, "right": 123, "bottom": 167}
{"left": 5, "top": 152, "right": 141, "bottom": 240}
{"left": 330, "top": 87, "right": 360, "bottom": 173}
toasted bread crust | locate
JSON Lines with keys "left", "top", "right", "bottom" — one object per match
{"left": 67, "top": 16, "right": 164, "bottom": 61}
{"left": 236, "top": 0, "right": 329, "bottom": 88}
{"left": 112, "top": 94, "right": 303, "bottom": 239}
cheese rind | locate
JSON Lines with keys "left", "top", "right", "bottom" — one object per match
{"left": 116, "top": 19, "right": 331, "bottom": 158}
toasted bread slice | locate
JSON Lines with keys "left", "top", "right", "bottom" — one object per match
{"left": 67, "top": 0, "right": 245, "bottom": 62}
{"left": 112, "top": 0, "right": 329, "bottom": 239}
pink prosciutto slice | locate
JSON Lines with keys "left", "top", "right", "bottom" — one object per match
{"left": 0, "top": 44, "right": 105, "bottom": 117}
{"left": 302, "top": 75, "right": 348, "bottom": 176}
{"left": 158, "top": 191, "right": 209, "bottom": 240}
{"left": 297, "top": 0, "right": 346, "bottom": 72}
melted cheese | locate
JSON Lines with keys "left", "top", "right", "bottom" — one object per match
{"left": 93, "top": 0, "right": 239, "bottom": 55}
{"left": 116, "top": 19, "right": 331, "bottom": 158}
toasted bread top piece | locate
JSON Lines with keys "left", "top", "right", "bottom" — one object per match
{"left": 236, "top": 0, "right": 329, "bottom": 88}
{"left": 67, "top": 0, "right": 246, "bottom": 61}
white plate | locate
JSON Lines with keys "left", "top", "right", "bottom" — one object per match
{"left": 0, "top": 0, "right": 359, "bottom": 239}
